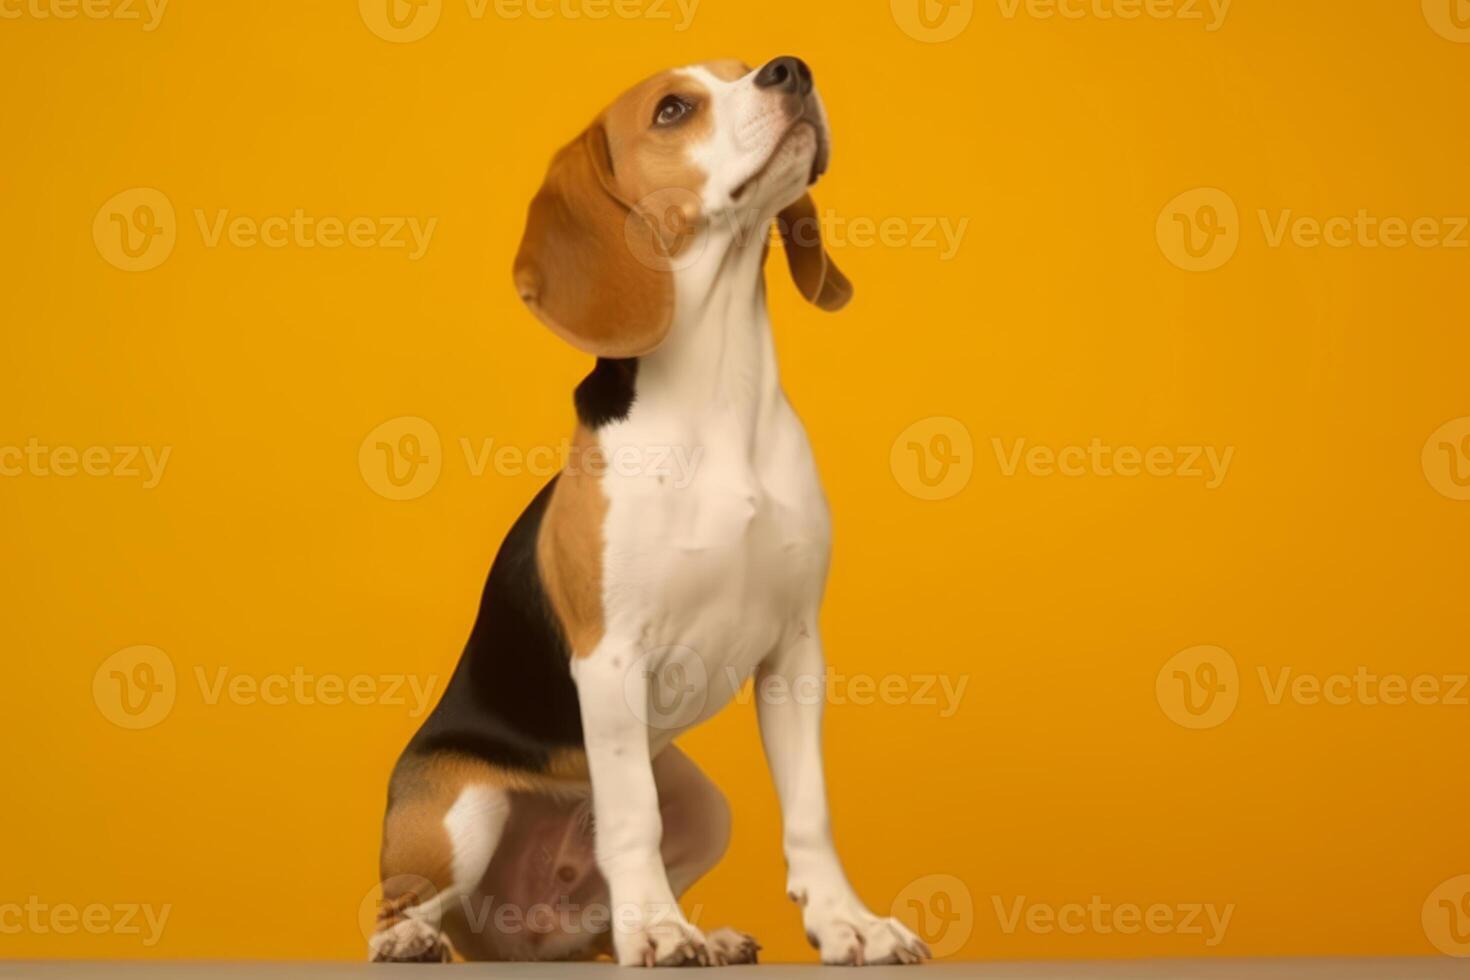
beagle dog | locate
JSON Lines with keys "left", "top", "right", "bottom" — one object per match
{"left": 370, "top": 57, "right": 929, "bottom": 968}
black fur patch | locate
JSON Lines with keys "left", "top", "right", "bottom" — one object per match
{"left": 574, "top": 358, "right": 638, "bottom": 429}
{"left": 404, "top": 478, "right": 584, "bottom": 773}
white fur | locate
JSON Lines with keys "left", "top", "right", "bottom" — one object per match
{"left": 569, "top": 65, "right": 927, "bottom": 968}
{"left": 444, "top": 786, "right": 510, "bottom": 903}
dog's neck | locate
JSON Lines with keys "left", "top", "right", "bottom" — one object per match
{"left": 632, "top": 210, "right": 783, "bottom": 423}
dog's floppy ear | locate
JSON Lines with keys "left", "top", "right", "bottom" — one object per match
{"left": 514, "top": 122, "right": 675, "bottom": 358}
{"left": 776, "top": 193, "right": 853, "bottom": 312}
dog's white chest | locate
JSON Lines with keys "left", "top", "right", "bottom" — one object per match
{"left": 596, "top": 394, "right": 831, "bottom": 734}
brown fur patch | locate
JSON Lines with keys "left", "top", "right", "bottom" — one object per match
{"left": 702, "top": 59, "right": 751, "bottom": 82}
{"left": 513, "top": 124, "right": 675, "bottom": 359}
{"left": 600, "top": 68, "right": 713, "bottom": 204}
{"left": 514, "top": 67, "right": 717, "bottom": 358}
{"left": 538, "top": 426, "right": 609, "bottom": 659}
{"left": 777, "top": 192, "right": 854, "bottom": 311}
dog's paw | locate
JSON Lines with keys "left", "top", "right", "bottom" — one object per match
{"left": 368, "top": 917, "right": 454, "bottom": 963}
{"left": 857, "top": 917, "right": 931, "bottom": 965}
{"left": 705, "top": 927, "right": 760, "bottom": 965}
{"left": 618, "top": 916, "right": 709, "bottom": 967}
{"left": 808, "top": 913, "right": 930, "bottom": 966}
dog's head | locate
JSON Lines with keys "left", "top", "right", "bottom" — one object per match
{"left": 513, "top": 58, "right": 853, "bottom": 359}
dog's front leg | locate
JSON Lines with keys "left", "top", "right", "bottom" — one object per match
{"left": 574, "top": 642, "right": 709, "bottom": 967}
{"left": 756, "top": 632, "right": 930, "bottom": 966}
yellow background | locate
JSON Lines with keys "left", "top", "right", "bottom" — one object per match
{"left": 2, "top": 0, "right": 1468, "bottom": 963}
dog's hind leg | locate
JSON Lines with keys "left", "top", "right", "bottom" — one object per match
{"left": 370, "top": 753, "right": 511, "bottom": 963}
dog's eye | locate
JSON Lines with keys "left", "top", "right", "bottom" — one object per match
{"left": 653, "top": 95, "right": 693, "bottom": 128}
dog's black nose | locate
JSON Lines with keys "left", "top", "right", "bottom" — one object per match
{"left": 755, "top": 56, "right": 813, "bottom": 97}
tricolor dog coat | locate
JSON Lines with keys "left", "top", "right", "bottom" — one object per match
{"left": 371, "top": 56, "right": 930, "bottom": 968}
